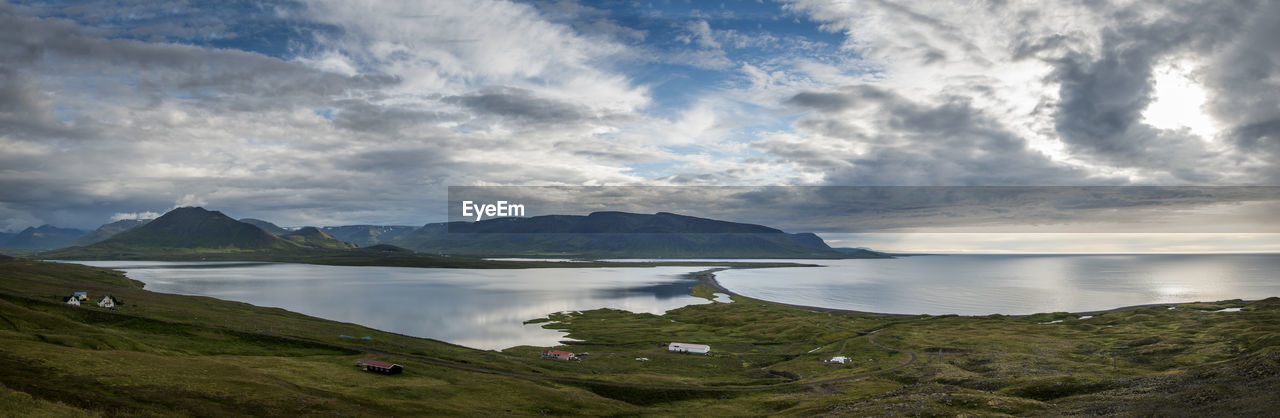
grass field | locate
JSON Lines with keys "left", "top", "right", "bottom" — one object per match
{"left": 1, "top": 256, "right": 1277, "bottom": 415}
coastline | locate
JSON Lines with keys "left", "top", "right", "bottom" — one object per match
{"left": 691, "top": 267, "right": 1257, "bottom": 318}
{"left": 692, "top": 268, "right": 915, "bottom": 317}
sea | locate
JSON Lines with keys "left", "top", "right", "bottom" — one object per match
{"left": 66, "top": 254, "right": 1280, "bottom": 349}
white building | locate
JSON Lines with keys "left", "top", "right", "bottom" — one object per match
{"left": 63, "top": 295, "right": 80, "bottom": 306}
{"left": 98, "top": 295, "right": 116, "bottom": 309}
{"left": 828, "top": 356, "right": 849, "bottom": 364}
{"left": 668, "top": 342, "right": 710, "bottom": 354}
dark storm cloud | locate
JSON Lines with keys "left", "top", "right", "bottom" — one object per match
{"left": 447, "top": 185, "right": 1280, "bottom": 233}
{"left": 0, "top": 5, "right": 468, "bottom": 230}
{"left": 1201, "top": 1, "right": 1280, "bottom": 181}
{"left": 1041, "top": 2, "right": 1245, "bottom": 182}
{"left": 0, "top": 66, "right": 88, "bottom": 139}
{"left": 442, "top": 87, "right": 594, "bottom": 123}
{"left": 1005, "top": 0, "right": 1280, "bottom": 183}
{"left": 0, "top": 7, "right": 399, "bottom": 112}
{"left": 777, "top": 0, "right": 1280, "bottom": 187}
{"left": 786, "top": 90, "right": 868, "bottom": 112}
{"left": 4, "top": 0, "right": 1277, "bottom": 238}
{"left": 330, "top": 98, "right": 466, "bottom": 134}
{"left": 777, "top": 85, "right": 1098, "bottom": 185}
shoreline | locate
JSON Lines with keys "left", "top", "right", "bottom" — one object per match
{"left": 691, "top": 268, "right": 1257, "bottom": 318}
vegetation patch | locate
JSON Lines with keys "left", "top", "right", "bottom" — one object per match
{"left": 1, "top": 258, "right": 1277, "bottom": 415}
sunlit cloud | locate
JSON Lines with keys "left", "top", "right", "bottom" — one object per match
{"left": 2, "top": 0, "right": 1276, "bottom": 253}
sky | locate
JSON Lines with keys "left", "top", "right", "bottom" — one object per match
{"left": 2, "top": 0, "right": 1278, "bottom": 251}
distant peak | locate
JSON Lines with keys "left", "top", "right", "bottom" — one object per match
{"left": 161, "top": 206, "right": 204, "bottom": 215}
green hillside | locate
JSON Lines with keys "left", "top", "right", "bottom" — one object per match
{"left": 53, "top": 207, "right": 296, "bottom": 254}
{"left": 41, "top": 207, "right": 888, "bottom": 261}
{"left": 1, "top": 257, "right": 1276, "bottom": 416}
{"left": 280, "top": 227, "right": 358, "bottom": 249}
{"left": 392, "top": 212, "right": 889, "bottom": 259}
{"left": 67, "top": 219, "right": 150, "bottom": 247}
{"left": 1, "top": 225, "right": 88, "bottom": 250}
{"left": 99, "top": 207, "right": 286, "bottom": 249}
{"left": 321, "top": 225, "right": 417, "bottom": 247}
{"left": 239, "top": 218, "right": 289, "bottom": 235}
{"left": 38, "top": 208, "right": 814, "bottom": 269}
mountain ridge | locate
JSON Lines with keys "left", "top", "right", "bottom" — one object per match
{"left": 87, "top": 207, "right": 288, "bottom": 250}
{"left": 390, "top": 211, "right": 884, "bottom": 259}
{"left": 2, "top": 225, "right": 89, "bottom": 250}
{"left": 68, "top": 219, "right": 151, "bottom": 247}
{"left": 239, "top": 218, "right": 289, "bottom": 236}
{"left": 40, "top": 207, "right": 888, "bottom": 260}
{"left": 280, "top": 227, "right": 358, "bottom": 249}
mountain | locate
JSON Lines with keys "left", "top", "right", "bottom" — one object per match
{"left": 833, "top": 247, "right": 893, "bottom": 258}
{"left": 786, "top": 232, "right": 834, "bottom": 252}
{"left": 240, "top": 218, "right": 289, "bottom": 236}
{"left": 392, "top": 211, "right": 887, "bottom": 259}
{"left": 68, "top": 219, "right": 151, "bottom": 247}
{"left": 84, "top": 207, "right": 288, "bottom": 250}
{"left": 320, "top": 225, "right": 418, "bottom": 247}
{"left": 280, "top": 227, "right": 358, "bottom": 249}
{"left": 42, "top": 207, "right": 887, "bottom": 261}
{"left": 2, "top": 225, "right": 89, "bottom": 250}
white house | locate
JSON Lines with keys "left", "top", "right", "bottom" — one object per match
{"left": 98, "top": 295, "right": 116, "bottom": 309}
{"left": 63, "top": 295, "right": 80, "bottom": 306}
{"left": 668, "top": 342, "right": 711, "bottom": 354}
{"left": 828, "top": 356, "right": 849, "bottom": 364}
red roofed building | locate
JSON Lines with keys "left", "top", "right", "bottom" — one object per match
{"left": 540, "top": 350, "right": 577, "bottom": 360}
{"left": 356, "top": 359, "right": 403, "bottom": 374}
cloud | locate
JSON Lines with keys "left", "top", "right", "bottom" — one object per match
{"left": 110, "top": 212, "right": 161, "bottom": 222}
{"left": 769, "top": 85, "right": 1100, "bottom": 185}
{"left": 446, "top": 185, "right": 1280, "bottom": 235}
{"left": 173, "top": 194, "right": 207, "bottom": 208}
{"left": 678, "top": 20, "right": 721, "bottom": 49}
{"left": 777, "top": 0, "right": 1279, "bottom": 185}
{"left": 0, "top": 0, "right": 663, "bottom": 228}
{"left": 1201, "top": 1, "right": 1280, "bottom": 181}
{"left": 442, "top": 87, "right": 595, "bottom": 124}
{"left": 2, "top": 0, "right": 1276, "bottom": 236}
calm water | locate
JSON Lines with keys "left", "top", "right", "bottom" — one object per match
{"left": 66, "top": 254, "right": 1280, "bottom": 349}
{"left": 714, "top": 254, "right": 1280, "bottom": 315}
{"left": 68, "top": 261, "right": 724, "bottom": 350}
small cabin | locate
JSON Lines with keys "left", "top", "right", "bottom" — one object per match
{"left": 62, "top": 295, "right": 80, "bottom": 306}
{"left": 98, "top": 295, "right": 116, "bottom": 309}
{"left": 827, "top": 356, "right": 849, "bottom": 364}
{"left": 73, "top": 291, "right": 88, "bottom": 301}
{"left": 541, "top": 350, "right": 577, "bottom": 361}
{"left": 668, "top": 342, "right": 711, "bottom": 354}
{"left": 356, "top": 360, "right": 403, "bottom": 375}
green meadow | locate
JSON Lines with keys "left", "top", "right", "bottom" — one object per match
{"left": 1, "top": 256, "right": 1276, "bottom": 416}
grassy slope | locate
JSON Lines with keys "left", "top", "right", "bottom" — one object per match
{"left": 0, "top": 259, "right": 636, "bottom": 416}
{"left": 278, "top": 227, "right": 358, "bottom": 249}
{"left": 1, "top": 257, "right": 1277, "bottom": 416}
{"left": 527, "top": 296, "right": 1280, "bottom": 415}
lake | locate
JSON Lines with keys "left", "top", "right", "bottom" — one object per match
{"left": 67, "top": 261, "right": 726, "bottom": 350}
{"left": 67, "top": 254, "right": 1280, "bottom": 349}
{"left": 714, "top": 254, "right": 1280, "bottom": 315}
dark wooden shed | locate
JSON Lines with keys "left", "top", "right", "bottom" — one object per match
{"left": 356, "top": 360, "right": 403, "bottom": 375}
